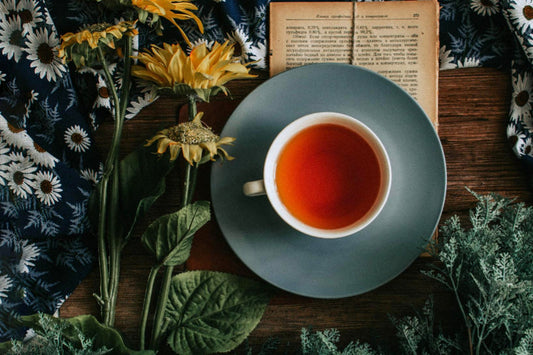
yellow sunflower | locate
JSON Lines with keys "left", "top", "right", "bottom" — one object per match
{"left": 59, "top": 21, "right": 138, "bottom": 67}
{"left": 146, "top": 112, "right": 235, "bottom": 165}
{"left": 131, "top": 0, "right": 203, "bottom": 43}
{"left": 131, "top": 41, "right": 255, "bottom": 101}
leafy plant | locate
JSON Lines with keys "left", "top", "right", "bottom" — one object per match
{"left": 422, "top": 190, "right": 533, "bottom": 354}
{"left": 0, "top": 313, "right": 152, "bottom": 354}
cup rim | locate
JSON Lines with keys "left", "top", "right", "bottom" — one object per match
{"left": 263, "top": 111, "right": 392, "bottom": 239}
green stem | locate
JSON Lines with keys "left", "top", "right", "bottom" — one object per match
{"left": 150, "top": 98, "right": 199, "bottom": 349}
{"left": 95, "top": 39, "right": 133, "bottom": 327}
{"left": 449, "top": 274, "right": 473, "bottom": 355}
{"left": 140, "top": 265, "right": 161, "bottom": 350}
{"left": 96, "top": 175, "right": 110, "bottom": 316}
{"left": 150, "top": 266, "right": 174, "bottom": 349}
{"left": 105, "top": 156, "right": 121, "bottom": 327}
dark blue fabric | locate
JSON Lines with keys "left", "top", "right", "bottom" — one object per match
{"left": 0, "top": 0, "right": 531, "bottom": 342}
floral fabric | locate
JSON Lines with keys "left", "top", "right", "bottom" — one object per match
{"left": 0, "top": 0, "right": 529, "bottom": 343}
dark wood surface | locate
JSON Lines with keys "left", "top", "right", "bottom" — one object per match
{"left": 61, "top": 67, "right": 533, "bottom": 352}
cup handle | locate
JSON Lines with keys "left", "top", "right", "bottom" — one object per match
{"left": 243, "top": 180, "right": 266, "bottom": 196}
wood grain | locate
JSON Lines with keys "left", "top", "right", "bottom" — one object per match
{"left": 60, "top": 67, "right": 533, "bottom": 352}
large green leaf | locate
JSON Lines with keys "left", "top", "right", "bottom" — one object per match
{"left": 89, "top": 144, "right": 174, "bottom": 243}
{"left": 165, "top": 271, "right": 272, "bottom": 354}
{"left": 141, "top": 201, "right": 210, "bottom": 266}
{"left": 18, "top": 313, "right": 154, "bottom": 354}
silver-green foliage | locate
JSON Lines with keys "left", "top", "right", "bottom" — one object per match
{"left": 420, "top": 191, "right": 533, "bottom": 354}
{"left": 300, "top": 328, "right": 378, "bottom": 355}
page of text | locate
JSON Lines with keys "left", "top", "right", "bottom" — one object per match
{"left": 269, "top": 1, "right": 438, "bottom": 124}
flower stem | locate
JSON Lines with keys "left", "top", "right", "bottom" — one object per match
{"left": 150, "top": 98, "right": 199, "bottom": 348}
{"left": 150, "top": 266, "right": 174, "bottom": 349}
{"left": 140, "top": 265, "right": 161, "bottom": 350}
{"left": 95, "top": 38, "right": 132, "bottom": 327}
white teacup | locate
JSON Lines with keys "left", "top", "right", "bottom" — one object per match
{"left": 243, "top": 112, "right": 391, "bottom": 238}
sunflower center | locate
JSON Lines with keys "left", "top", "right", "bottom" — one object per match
{"left": 98, "top": 86, "right": 109, "bottom": 98}
{"left": 515, "top": 90, "right": 530, "bottom": 107}
{"left": 37, "top": 43, "right": 54, "bottom": 64}
{"left": 71, "top": 133, "right": 84, "bottom": 145}
{"left": 523, "top": 5, "right": 533, "bottom": 20}
{"left": 40, "top": 180, "right": 53, "bottom": 194}
{"left": 13, "top": 171, "right": 24, "bottom": 185}
{"left": 9, "top": 29, "right": 23, "bottom": 46}
{"left": 172, "top": 122, "right": 218, "bottom": 144}
{"left": 480, "top": 0, "right": 493, "bottom": 6}
{"left": 84, "top": 22, "right": 112, "bottom": 33}
{"left": 18, "top": 9, "right": 33, "bottom": 24}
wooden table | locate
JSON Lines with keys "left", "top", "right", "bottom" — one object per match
{"left": 61, "top": 67, "right": 533, "bottom": 352}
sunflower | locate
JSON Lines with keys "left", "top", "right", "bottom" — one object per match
{"left": 146, "top": 112, "right": 235, "bottom": 165}
{"left": 131, "top": 0, "right": 203, "bottom": 44}
{"left": 132, "top": 40, "right": 256, "bottom": 101}
{"left": 58, "top": 21, "right": 138, "bottom": 68}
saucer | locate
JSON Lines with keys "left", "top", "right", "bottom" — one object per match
{"left": 210, "top": 63, "right": 446, "bottom": 298}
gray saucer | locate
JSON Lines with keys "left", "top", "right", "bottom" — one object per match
{"left": 210, "top": 63, "right": 446, "bottom": 298}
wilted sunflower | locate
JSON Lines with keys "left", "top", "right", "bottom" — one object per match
{"left": 95, "top": 0, "right": 203, "bottom": 42}
{"left": 146, "top": 112, "right": 235, "bottom": 165}
{"left": 58, "top": 21, "right": 138, "bottom": 68}
{"left": 131, "top": 40, "right": 255, "bottom": 101}
{"left": 132, "top": 0, "right": 203, "bottom": 43}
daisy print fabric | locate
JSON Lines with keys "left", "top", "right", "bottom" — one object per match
{"left": 0, "top": 0, "right": 98, "bottom": 341}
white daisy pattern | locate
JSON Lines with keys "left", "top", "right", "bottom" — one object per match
{"left": 511, "top": 72, "right": 533, "bottom": 120}
{"left": 508, "top": 0, "right": 533, "bottom": 33}
{"left": 93, "top": 76, "right": 112, "bottom": 110}
{"left": 32, "top": 170, "right": 62, "bottom": 206}
{"left": 64, "top": 125, "right": 91, "bottom": 153}
{"left": 2, "top": 155, "right": 37, "bottom": 199}
{"left": 507, "top": 121, "right": 527, "bottom": 157}
{"left": 0, "top": 0, "right": 18, "bottom": 22}
{"left": 24, "top": 26, "right": 66, "bottom": 82}
{"left": 0, "top": 274, "right": 13, "bottom": 304}
{"left": 226, "top": 28, "right": 254, "bottom": 63}
{"left": 125, "top": 88, "right": 158, "bottom": 119}
{"left": 80, "top": 168, "right": 100, "bottom": 185}
{"left": 25, "top": 141, "right": 58, "bottom": 168}
{"left": 15, "top": 0, "right": 44, "bottom": 35}
{"left": 0, "top": 138, "right": 11, "bottom": 186}
{"left": 456, "top": 57, "right": 481, "bottom": 68}
{"left": 439, "top": 46, "right": 457, "bottom": 70}
{"left": 249, "top": 41, "right": 266, "bottom": 69}
{"left": 17, "top": 240, "right": 40, "bottom": 274}
{"left": 471, "top": 0, "right": 500, "bottom": 16}
{"left": 0, "top": 116, "right": 33, "bottom": 150}
{"left": 0, "top": 16, "right": 25, "bottom": 62}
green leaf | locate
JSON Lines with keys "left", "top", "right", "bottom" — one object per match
{"left": 19, "top": 313, "right": 155, "bottom": 354}
{"left": 141, "top": 201, "right": 210, "bottom": 266}
{"left": 165, "top": 271, "right": 272, "bottom": 354}
{"left": 89, "top": 144, "right": 174, "bottom": 243}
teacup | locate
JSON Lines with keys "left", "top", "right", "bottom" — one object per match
{"left": 243, "top": 112, "right": 391, "bottom": 238}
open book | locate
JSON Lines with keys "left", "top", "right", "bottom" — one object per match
{"left": 269, "top": 0, "right": 439, "bottom": 127}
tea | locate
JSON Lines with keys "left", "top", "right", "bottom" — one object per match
{"left": 275, "top": 123, "right": 382, "bottom": 230}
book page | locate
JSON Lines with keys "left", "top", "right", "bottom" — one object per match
{"left": 269, "top": 1, "right": 439, "bottom": 125}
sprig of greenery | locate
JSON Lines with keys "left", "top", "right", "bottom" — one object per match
{"left": 0, "top": 313, "right": 151, "bottom": 354}
{"left": 422, "top": 190, "right": 533, "bottom": 354}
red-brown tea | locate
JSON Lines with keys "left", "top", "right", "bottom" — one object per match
{"left": 275, "top": 123, "right": 382, "bottom": 230}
